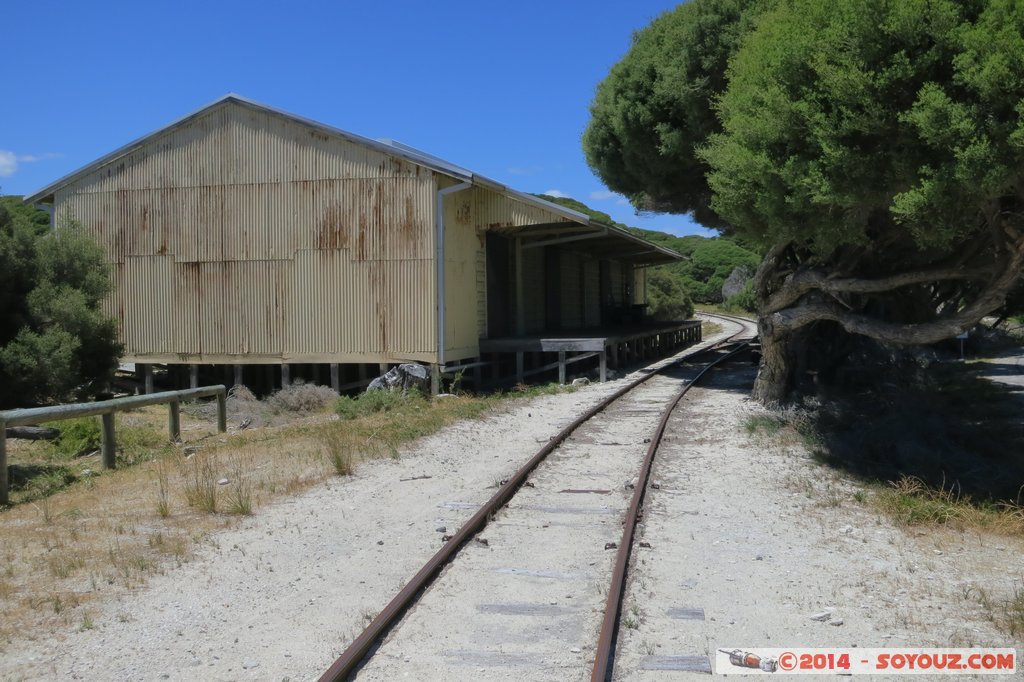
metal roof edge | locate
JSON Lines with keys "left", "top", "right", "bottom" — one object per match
{"left": 24, "top": 93, "right": 241, "bottom": 204}
{"left": 22, "top": 93, "right": 472, "bottom": 205}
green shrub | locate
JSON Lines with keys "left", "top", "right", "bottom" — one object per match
{"left": 335, "top": 389, "right": 425, "bottom": 420}
{"left": 48, "top": 418, "right": 101, "bottom": 458}
{"left": 724, "top": 280, "right": 757, "bottom": 313}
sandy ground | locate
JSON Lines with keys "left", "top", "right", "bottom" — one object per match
{"left": 2, "top": 318, "right": 1020, "bottom": 681}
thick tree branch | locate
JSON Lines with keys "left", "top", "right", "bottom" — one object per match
{"left": 765, "top": 239, "right": 1024, "bottom": 344}
{"left": 764, "top": 265, "right": 994, "bottom": 315}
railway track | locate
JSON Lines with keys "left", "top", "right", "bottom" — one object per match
{"left": 320, "top": 313, "right": 758, "bottom": 681}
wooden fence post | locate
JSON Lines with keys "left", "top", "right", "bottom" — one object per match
{"left": 168, "top": 401, "right": 181, "bottom": 442}
{"left": 216, "top": 392, "right": 227, "bottom": 433}
{"left": 101, "top": 413, "right": 116, "bottom": 469}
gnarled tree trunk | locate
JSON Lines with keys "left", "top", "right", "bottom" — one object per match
{"left": 749, "top": 231, "right": 1024, "bottom": 407}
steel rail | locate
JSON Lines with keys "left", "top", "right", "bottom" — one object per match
{"left": 591, "top": 336, "right": 755, "bottom": 682}
{"left": 318, "top": 315, "right": 754, "bottom": 682}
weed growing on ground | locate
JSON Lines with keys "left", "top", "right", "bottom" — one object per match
{"left": 79, "top": 612, "right": 94, "bottom": 631}
{"left": 968, "top": 582, "right": 1024, "bottom": 638}
{"left": 182, "top": 452, "right": 218, "bottom": 513}
{"left": 744, "top": 414, "right": 786, "bottom": 436}
{"left": 224, "top": 451, "right": 254, "bottom": 515}
{"left": 321, "top": 429, "right": 355, "bottom": 476}
{"left": 154, "top": 458, "right": 171, "bottom": 517}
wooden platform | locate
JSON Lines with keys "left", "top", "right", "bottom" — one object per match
{"left": 478, "top": 321, "right": 702, "bottom": 383}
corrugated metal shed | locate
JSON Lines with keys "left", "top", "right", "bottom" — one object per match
{"left": 27, "top": 94, "right": 683, "bottom": 368}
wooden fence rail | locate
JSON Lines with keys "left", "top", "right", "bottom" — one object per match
{"left": 0, "top": 385, "right": 227, "bottom": 505}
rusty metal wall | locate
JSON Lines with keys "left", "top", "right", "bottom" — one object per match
{"left": 54, "top": 101, "right": 437, "bottom": 364}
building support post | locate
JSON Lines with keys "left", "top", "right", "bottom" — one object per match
{"left": 558, "top": 351, "right": 566, "bottom": 385}
{"left": 281, "top": 364, "right": 291, "bottom": 388}
{"left": 233, "top": 364, "right": 243, "bottom": 388}
{"left": 330, "top": 364, "right": 340, "bottom": 392}
{"left": 516, "top": 352, "right": 524, "bottom": 385}
{"left": 430, "top": 364, "right": 441, "bottom": 396}
{"left": 189, "top": 365, "right": 199, "bottom": 389}
{"left": 143, "top": 364, "right": 154, "bottom": 395}
{"left": 378, "top": 363, "right": 389, "bottom": 377}
{"left": 599, "top": 349, "right": 607, "bottom": 383}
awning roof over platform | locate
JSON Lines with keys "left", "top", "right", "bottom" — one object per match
{"left": 491, "top": 220, "right": 682, "bottom": 266}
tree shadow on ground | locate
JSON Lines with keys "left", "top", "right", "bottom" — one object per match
{"left": 806, "top": 363, "right": 1024, "bottom": 505}
{"left": 6, "top": 463, "right": 78, "bottom": 503}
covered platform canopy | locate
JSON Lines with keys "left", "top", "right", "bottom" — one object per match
{"left": 488, "top": 218, "right": 681, "bottom": 267}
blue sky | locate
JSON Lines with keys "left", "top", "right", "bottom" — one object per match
{"left": 2, "top": 0, "right": 712, "bottom": 237}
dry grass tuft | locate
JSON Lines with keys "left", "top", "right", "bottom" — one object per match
{"left": 182, "top": 451, "right": 219, "bottom": 513}
{"left": 266, "top": 381, "right": 338, "bottom": 414}
{"left": 874, "top": 475, "right": 1024, "bottom": 535}
{"left": 322, "top": 428, "right": 356, "bottom": 476}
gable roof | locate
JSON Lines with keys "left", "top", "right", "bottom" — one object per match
{"left": 24, "top": 94, "right": 681, "bottom": 264}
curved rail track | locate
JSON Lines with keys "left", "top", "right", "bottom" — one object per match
{"left": 320, "top": 313, "right": 758, "bottom": 681}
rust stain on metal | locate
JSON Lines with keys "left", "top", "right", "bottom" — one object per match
{"left": 317, "top": 203, "right": 347, "bottom": 250}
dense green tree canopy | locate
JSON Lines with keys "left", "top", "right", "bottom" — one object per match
{"left": 582, "top": 0, "right": 767, "bottom": 227}
{"left": 0, "top": 197, "right": 121, "bottom": 408}
{"left": 585, "top": 0, "right": 1024, "bottom": 403}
